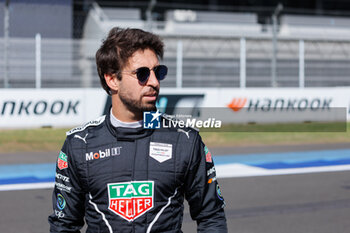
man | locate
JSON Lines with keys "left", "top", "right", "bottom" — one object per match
{"left": 49, "top": 27, "right": 227, "bottom": 232}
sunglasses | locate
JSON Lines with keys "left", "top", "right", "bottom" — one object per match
{"left": 122, "top": 65, "right": 168, "bottom": 85}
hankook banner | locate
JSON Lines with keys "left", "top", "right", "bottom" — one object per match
{"left": 0, "top": 87, "right": 349, "bottom": 128}
{"left": 0, "top": 89, "right": 106, "bottom": 128}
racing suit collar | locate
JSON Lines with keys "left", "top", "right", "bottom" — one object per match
{"left": 105, "top": 108, "right": 154, "bottom": 141}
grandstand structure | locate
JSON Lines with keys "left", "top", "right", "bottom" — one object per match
{"left": 1, "top": 2, "right": 350, "bottom": 88}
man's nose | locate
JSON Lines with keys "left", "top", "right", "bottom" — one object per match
{"left": 146, "top": 70, "right": 160, "bottom": 87}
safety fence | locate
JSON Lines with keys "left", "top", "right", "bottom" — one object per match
{"left": 1, "top": 35, "right": 350, "bottom": 88}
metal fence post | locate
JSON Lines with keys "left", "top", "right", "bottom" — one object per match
{"left": 299, "top": 40, "right": 305, "bottom": 88}
{"left": 271, "top": 14, "right": 278, "bottom": 88}
{"left": 35, "top": 33, "right": 42, "bottom": 89}
{"left": 240, "top": 37, "right": 246, "bottom": 88}
{"left": 271, "top": 4, "right": 283, "bottom": 88}
{"left": 4, "top": 0, "right": 10, "bottom": 88}
{"left": 176, "top": 40, "right": 183, "bottom": 88}
{"left": 146, "top": 0, "right": 156, "bottom": 31}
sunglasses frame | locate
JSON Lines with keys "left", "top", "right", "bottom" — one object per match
{"left": 120, "top": 65, "right": 168, "bottom": 85}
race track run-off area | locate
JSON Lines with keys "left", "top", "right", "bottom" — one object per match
{"left": 1, "top": 147, "right": 350, "bottom": 233}
{"left": 1, "top": 149, "right": 350, "bottom": 191}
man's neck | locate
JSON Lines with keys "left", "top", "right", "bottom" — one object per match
{"left": 111, "top": 107, "right": 142, "bottom": 122}
{"left": 110, "top": 109, "right": 143, "bottom": 128}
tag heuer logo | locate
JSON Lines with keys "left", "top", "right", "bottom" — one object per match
{"left": 204, "top": 146, "right": 212, "bottom": 163}
{"left": 108, "top": 181, "right": 154, "bottom": 222}
{"left": 57, "top": 151, "right": 68, "bottom": 170}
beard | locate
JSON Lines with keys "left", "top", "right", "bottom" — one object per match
{"left": 118, "top": 88, "right": 157, "bottom": 113}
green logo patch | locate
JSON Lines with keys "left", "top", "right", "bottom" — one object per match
{"left": 107, "top": 181, "right": 154, "bottom": 221}
{"left": 57, "top": 151, "right": 68, "bottom": 170}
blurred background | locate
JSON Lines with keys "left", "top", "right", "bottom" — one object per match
{"left": 1, "top": 1, "right": 350, "bottom": 233}
{"left": 0, "top": 0, "right": 350, "bottom": 88}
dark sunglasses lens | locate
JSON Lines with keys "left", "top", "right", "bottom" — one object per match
{"left": 136, "top": 67, "right": 150, "bottom": 84}
{"left": 155, "top": 65, "right": 168, "bottom": 81}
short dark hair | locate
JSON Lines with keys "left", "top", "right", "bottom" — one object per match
{"left": 95, "top": 27, "right": 164, "bottom": 95}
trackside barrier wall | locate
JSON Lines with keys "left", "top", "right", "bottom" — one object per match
{"left": 0, "top": 88, "right": 349, "bottom": 128}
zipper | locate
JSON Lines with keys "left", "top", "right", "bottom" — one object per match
{"left": 132, "top": 139, "right": 138, "bottom": 233}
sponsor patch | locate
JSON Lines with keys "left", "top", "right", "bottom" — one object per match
{"left": 207, "top": 167, "right": 216, "bottom": 176}
{"left": 216, "top": 185, "right": 224, "bottom": 201}
{"left": 55, "top": 210, "right": 65, "bottom": 218}
{"left": 177, "top": 128, "right": 191, "bottom": 139}
{"left": 55, "top": 182, "right": 72, "bottom": 193}
{"left": 57, "top": 151, "right": 68, "bottom": 170}
{"left": 66, "top": 115, "right": 106, "bottom": 136}
{"left": 208, "top": 176, "right": 217, "bottom": 184}
{"left": 55, "top": 173, "right": 70, "bottom": 183}
{"left": 86, "top": 147, "right": 122, "bottom": 161}
{"left": 149, "top": 142, "right": 172, "bottom": 163}
{"left": 74, "top": 133, "right": 88, "bottom": 144}
{"left": 57, "top": 193, "right": 66, "bottom": 210}
{"left": 204, "top": 145, "right": 212, "bottom": 163}
{"left": 108, "top": 181, "right": 154, "bottom": 222}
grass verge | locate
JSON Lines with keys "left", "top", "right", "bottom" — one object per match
{"left": 201, "top": 123, "right": 350, "bottom": 147}
{"left": 0, "top": 123, "right": 349, "bottom": 153}
{"left": 0, "top": 128, "right": 69, "bottom": 153}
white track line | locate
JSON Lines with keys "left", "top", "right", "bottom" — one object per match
{"left": 216, "top": 163, "right": 350, "bottom": 178}
{"left": 0, "top": 182, "right": 54, "bottom": 191}
{"left": 2, "top": 164, "right": 350, "bottom": 191}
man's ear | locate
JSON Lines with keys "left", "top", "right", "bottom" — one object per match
{"left": 104, "top": 73, "right": 119, "bottom": 92}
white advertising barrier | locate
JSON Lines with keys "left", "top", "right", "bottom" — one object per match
{"left": 0, "top": 87, "right": 349, "bottom": 128}
{"left": 0, "top": 89, "right": 107, "bottom": 128}
{"left": 202, "top": 87, "right": 350, "bottom": 123}
{"left": 160, "top": 87, "right": 350, "bottom": 123}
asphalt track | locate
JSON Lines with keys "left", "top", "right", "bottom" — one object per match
{"left": 1, "top": 143, "right": 350, "bottom": 233}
